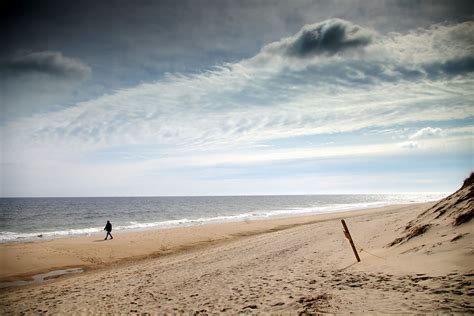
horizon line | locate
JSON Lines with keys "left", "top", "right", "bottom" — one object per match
{"left": 0, "top": 191, "right": 452, "bottom": 199}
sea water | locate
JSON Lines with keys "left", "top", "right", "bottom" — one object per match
{"left": 0, "top": 194, "right": 446, "bottom": 243}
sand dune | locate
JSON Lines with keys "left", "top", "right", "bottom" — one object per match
{"left": 390, "top": 172, "right": 473, "bottom": 247}
{"left": 0, "top": 179, "right": 473, "bottom": 313}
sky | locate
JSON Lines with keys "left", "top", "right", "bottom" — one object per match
{"left": 1, "top": 0, "right": 473, "bottom": 197}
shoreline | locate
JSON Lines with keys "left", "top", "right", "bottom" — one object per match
{"left": 0, "top": 202, "right": 431, "bottom": 283}
{"left": 1, "top": 194, "right": 447, "bottom": 244}
{"left": 1, "top": 197, "right": 472, "bottom": 314}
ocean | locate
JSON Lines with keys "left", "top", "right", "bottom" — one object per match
{"left": 0, "top": 194, "right": 446, "bottom": 243}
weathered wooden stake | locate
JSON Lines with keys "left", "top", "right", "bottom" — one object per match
{"left": 341, "top": 219, "right": 361, "bottom": 262}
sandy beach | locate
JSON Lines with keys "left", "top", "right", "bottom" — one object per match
{"left": 0, "top": 203, "right": 436, "bottom": 282}
{"left": 1, "top": 182, "right": 473, "bottom": 315}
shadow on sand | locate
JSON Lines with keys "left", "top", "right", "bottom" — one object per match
{"left": 338, "top": 261, "right": 359, "bottom": 271}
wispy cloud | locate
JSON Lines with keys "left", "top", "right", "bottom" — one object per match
{"left": 409, "top": 127, "right": 444, "bottom": 139}
{"left": 4, "top": 20, "right": 474, "bottom": 151}
{"left": 2, "top": 19, "right": 473, "bottom": 196}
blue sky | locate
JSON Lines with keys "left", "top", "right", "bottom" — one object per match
{"left": 1, "top": 1, "right": 473, "bottom": 197}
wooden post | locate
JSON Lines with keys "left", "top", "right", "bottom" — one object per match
{"left": 341, "top": 219, "right": 361, "bottom": 262}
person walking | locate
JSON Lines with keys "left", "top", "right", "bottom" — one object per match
{"left": 104, "top": 220, "right": 113, "bottom": 240}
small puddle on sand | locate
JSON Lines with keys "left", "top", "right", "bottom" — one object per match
{"left": 0, "top": 268, "right": 83, "bottom": 289}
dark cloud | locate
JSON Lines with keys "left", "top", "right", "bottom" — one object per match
{"left": 424, "top": 56, "right": 474, "bottom": 78}
{"left": 2, "top": 51, "right": 91, "bottom": 79}
{"left": 0, "top": 51, "right": 91, "bottom": 121}
{"left": 285, "top": 19, "right": 373, "bottom": 57}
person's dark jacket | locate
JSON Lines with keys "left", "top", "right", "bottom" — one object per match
{"left": 104, "top": 222, "right": 112, "bottom": 232}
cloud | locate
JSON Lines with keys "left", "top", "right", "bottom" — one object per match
{"left": 264, "top": 19, "right": 373, "bottom": 57}
{"left": 248, "top": 20, "right": 474, "bottom": 86}
{"left": 2, "top": 20, "right": 473, "bottom": 162}
{"left": 409, "top": 127, "right": 443, "bottom": 140}
{"left": 0, "top": 18, "right": 474, "bottom": 195}
{"left": 444, "top": 126, "right": 474, "bottom": 136}
{"left": 399, "top": 141, "right": 418, "bottom": 149}
{"left": 0, "top": 51, "right": 92, "bottom": 120}
{"left": 425, "top": 56, "right": 474, "bottom": 78}
{"left": 2, "top": 51, "right": 91, "bottom": 79}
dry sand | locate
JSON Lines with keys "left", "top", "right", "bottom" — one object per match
{"left": 0, "top": 200, "right": 473, "bottom": 314}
